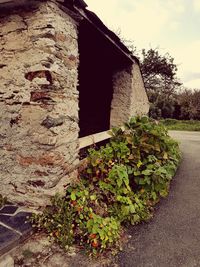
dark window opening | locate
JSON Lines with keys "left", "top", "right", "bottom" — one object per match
{"left": 78, "top": 20, "right": 130, "bottom": 138}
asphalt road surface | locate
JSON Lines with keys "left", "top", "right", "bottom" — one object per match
{"left": 117, "top": 131, "right": 200, "bottom": 267}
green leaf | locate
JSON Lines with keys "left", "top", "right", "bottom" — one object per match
{"left": 142, "top": 169, "right": 153, "bottom": 176}
{"left": 117, "top": 178, "right": 122, "bottom": 188}
{"left": 122, "top": 206, "right": 130, "bottom": 215}
{"left": 163, "top": 152, "right": 168, "bottom": 159}
{"left": 134, "top": 171, "right": 141, "bottom": 176}
{"left": 90, "top": 195, "right": 97, "bottom": 201}
{"left": 71, "top": 192, "right": 76, "bottom": 201}
{"left": 137, "top": 161, "right": 143, "bottom": 168}
{"left": 138, "top": 178, "right": 146, "bottom": 185}
{"left": 151, "top": 192, "right": 157, "bottom": 200}
{"left": 87, "top": 168, "right": 92, "bottom": 174}
{"left": 129, "top": 205, "right": 136, "bottom": 213}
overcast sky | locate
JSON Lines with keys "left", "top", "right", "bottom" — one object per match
{"left": 85, "top": 0, "right": 200, "bottom": 89}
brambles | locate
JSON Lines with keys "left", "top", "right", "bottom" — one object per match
{"left": 30, "top": 116, "right": 181, "bottom": 255}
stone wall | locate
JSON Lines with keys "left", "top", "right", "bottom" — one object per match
{"left": 0, "top": 0, "right": 149, "bottom": 208}
{"left": 110, "top": 65, "right": 133, "bottom": 127}
{"left": 0, "top": 1, "right": 80, "bottom": 207}
{"left": 130, "top": 63, "right": 150, "bottom": 116}
{"left": 110, "top": 63, "right": 149, "bottom": 127}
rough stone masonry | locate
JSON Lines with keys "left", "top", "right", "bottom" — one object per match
{"left": 0, "top": 0, "right": 149, "bottom": 208}
{"left": 0, "top": 1, "right": 80, "bottom": 207}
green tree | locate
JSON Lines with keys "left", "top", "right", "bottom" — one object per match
{"left": 140, "top": 48, "right": 181, "bottom": 95}
{"left": 177, "top": 89, "right": 200, "bottom": 120}
{"left": 139, "top": 48, "right": 182, "bottom": 119}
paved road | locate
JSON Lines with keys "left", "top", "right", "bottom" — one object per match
{"left": 117, "top": 131, "right": 200, "bottom": 267}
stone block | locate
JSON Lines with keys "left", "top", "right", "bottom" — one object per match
{"left": 0, "top": 225, "right": 20, "bottom": 256}
{"left": 0, "top": 254, "right": 14, "bottom": 267}
{"left": 41, "top": 115, "right": 65, "bottom": 128}
{"left": 0, "top": 212, "right": 32, "bottom": 235}
{"left": 0, "top": 206, "right": 18, "bottom": 215}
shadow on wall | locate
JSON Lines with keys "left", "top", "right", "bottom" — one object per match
{"left": 77, "top": 19, "right": 131, "bottom": 137}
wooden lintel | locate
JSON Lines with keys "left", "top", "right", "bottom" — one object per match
{"left": 79, "top": 130, "right": 112, "bottom": 149}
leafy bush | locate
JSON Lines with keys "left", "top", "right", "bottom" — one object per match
{"left": 30, "top": 116, "right": 181, "bottom": 254}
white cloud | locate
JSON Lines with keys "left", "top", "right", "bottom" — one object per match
{"left": 169, "top": 21, "right": 180, "bottom": 31}
{"left": 167, "top": 40, "right": 200, "bottom": 89}
{"left": 85, "top": 0, "right": 184, "bottom": 44}
{"left": 165, "top": 0, "right": 185, "bottom": 14}
{"left": 118, "top": 1, "right": 169, "bottom": 41}
{"left": 184, "top": 79, "right": 200, "bottom": 89}
{"left": 193, "top": 0, "right": 200, "bottom": 12}
{"left": 85, "top": 0, "right": 119, "bottom": 27}
{"left": 85, "top": 0, "right": 200, "bottom": 89}
{"left": 169, "top": 40, "right": 200, "bottom": 80}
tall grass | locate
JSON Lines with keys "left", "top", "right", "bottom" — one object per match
{"left": 161, "top": 119, "right": 200, "bottom": 131}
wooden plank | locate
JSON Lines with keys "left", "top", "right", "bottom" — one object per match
{"left": 79, "top": 130, "right": 112, "bottom": 149}
{"left": 0, "top": 0, "right": 13, "bottom": 3}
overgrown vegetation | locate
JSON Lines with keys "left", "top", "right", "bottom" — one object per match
{"left": 30, "top": 117, "right": 181, "bottom": 255}
{"left": 162, "top": 118, "right": 200, "bottom": 131}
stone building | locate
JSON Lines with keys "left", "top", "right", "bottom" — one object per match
{"left": 0, "top": 0, "right": 149, "bottom": 207}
